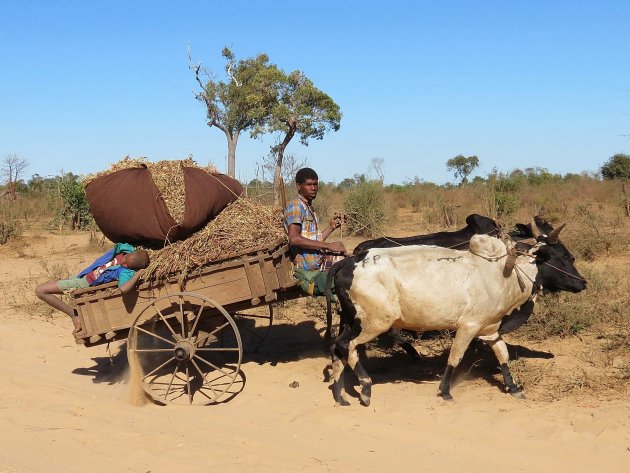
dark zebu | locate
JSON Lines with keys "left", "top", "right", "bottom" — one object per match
{"left": 352, "top": 213, "right": 499, "bottom": 255}
{"left": 329, "top": 222, "right": 586, "bottom": 405}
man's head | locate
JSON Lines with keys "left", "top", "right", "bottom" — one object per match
{"left": 295, "top": 167, "right": 319, "bottom": 202}
{"left": 123, "top": 249, "right": 150, "bottom": 270}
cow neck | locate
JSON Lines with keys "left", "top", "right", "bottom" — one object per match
{"left": 512, "top": 242, "right": 544, "bottom": 298}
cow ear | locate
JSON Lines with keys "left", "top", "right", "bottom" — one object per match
{"left": 514, "top": 223, "right": 529, "bottom": 236}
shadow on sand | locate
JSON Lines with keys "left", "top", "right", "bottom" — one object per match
{"left": 72, "top": 343, "right": 130, "bottom": 385}
{"left": 71, "top": 316, "right": 553, "bottom": 403}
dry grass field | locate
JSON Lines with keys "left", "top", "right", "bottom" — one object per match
{"left": 1, "top": 178, "right": 629, "bottom": 472}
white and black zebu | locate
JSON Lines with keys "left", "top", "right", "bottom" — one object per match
{"left": 324, "top": 214, "right": 500, "bottom": 342}
{"left": 328, "top": 222, "right": 586, "bottom": 406}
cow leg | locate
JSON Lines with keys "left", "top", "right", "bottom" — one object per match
{"left": 478, "top": 333, "right": 524, "bottom": 399}
{"left": 438, "top": 324, "right": 479, "bottom": 401}
{"left": 330, "top": 324, "right": 351, "bottom": 406}
{"left": 389, "top": 329, "right": 423, "bottom": 360}
{"left": 347, "top": 338, "right": 372, "bottom": 406}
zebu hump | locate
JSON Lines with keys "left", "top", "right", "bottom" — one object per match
{"left": 468, "top": 234, "right": 506, "bottom": 259}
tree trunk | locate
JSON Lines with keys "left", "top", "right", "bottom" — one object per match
{"left": 273, "top": 149, "right": 284, "bottom": 207}
{"left": 226, "top": 132, "right": 239, "bottom": 178}
{"left": 273, "top": 118, "right": 297, "bottom": 206}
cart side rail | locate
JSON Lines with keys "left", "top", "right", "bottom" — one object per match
{"left": 70, "top": 238, "right": 299, "bottom": 346}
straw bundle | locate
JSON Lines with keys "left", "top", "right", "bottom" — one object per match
{"left": 83, "top": 156, "right": 218, "bottom": 224}
{"left": 83, "top": 156, "right": 148, "bottom": 185}
{"left": 143, "top": 197, "right": 287, "bottom": 286}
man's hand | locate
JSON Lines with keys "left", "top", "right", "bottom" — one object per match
{"left": 330, "top": 212, "right": 348, "bottom": 229}
{"left": 325, "top": 241, "right": 346, "bottom": 254}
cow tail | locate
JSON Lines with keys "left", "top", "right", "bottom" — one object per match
{"left": 324, "top": 258, "right": 347, "bottom": 339}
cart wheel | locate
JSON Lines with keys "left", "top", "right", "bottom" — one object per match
{"left": 128, "top": 292, "right": 243, "bottom": 406}
{"left": 232, "top": 304, "right": 274, "bottom": 353}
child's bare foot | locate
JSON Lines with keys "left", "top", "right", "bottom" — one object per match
{"left": 71, "top": 315, "right": 82, "bottom": 334}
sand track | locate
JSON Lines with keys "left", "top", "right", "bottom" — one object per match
{"left": 1, "top": 232, "right": 629, "bottom": 473}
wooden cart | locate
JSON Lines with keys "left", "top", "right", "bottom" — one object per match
{"left": 68, "top": 238, "right": 303, "bottom": 406}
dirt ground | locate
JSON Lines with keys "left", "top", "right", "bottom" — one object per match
{"left": 1, "top": 230, "right": 629, "bottom": 473}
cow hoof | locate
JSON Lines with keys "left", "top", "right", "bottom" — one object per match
{"left": 322, "top": 366, "right": 332, "bottom": 383}
{"left": 438, "top": 391, "right": 454, "bottom": 402}
{"left": 510, "top": 390, "right": 525, "bottom": 400}
{"left": 336, "top": 399, "right": 351, "bottom": 407}
{"left": 359, "top": 395, "right": 371, "bottom": 407}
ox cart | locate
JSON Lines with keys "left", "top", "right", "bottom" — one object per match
{"left": 68, "top": 238, "right": 303, "bottom": 406}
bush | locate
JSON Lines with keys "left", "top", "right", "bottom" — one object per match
{"left": 0, "top": 219, "right": 21, "bottom": 245}
{"left": 517, "top": 265, "right": 626, "bottom": 339}
{"left": 486, "top": 172, "right": 522, "bottom": 218}
{"left": 344, "top": 180, "right": 386, "bottom": 237}
{"left": 58, "top": 175, "right": 93, "bottom": 230}
{"left": 601, "top": 153, "right": 630, "bottom": 180}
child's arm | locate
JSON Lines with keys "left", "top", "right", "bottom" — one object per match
{"left": 119, "top": 270, "right": 144, "bottom": 294}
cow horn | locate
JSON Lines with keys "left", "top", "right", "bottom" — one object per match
{"left": 547, "top": 223, "right": 566, "bottom": 243}
{"left": 530, "top": 218, "right": 543, "bottom": 238}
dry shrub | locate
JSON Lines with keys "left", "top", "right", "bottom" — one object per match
{"left": 559, "top": 202, "right": 629, "bottom": 260}
{"left": 3, "top": 276, "right": 55, "bottom": 318}
{"left": 517, "top": 265, "right": 625, "bottom": 340}
{"left": 343, "top": 181, "right": 386, "bottom": 237}
{"left": 144, "top": 197, "right": 285, "bottom": 285}
{"left": 0, "top": 219, "right": 21, "bottom": 245}
{"left": 40, "top": 260, "right": 71, "bottom": 281}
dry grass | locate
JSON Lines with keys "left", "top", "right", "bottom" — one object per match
{"left": 83, "top": 156, "right": 218, "bottom": 224}
{"left": 144, "top": 197, "right": 286, "bottom": 286}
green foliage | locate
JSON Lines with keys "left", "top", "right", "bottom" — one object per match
{"left": 486, "top": 170, "right": 521, "bottom": 217}
{"left": 58, "top": 175, "right": 93, "bottom": 230}
{"left": 0, "top": 218, "right": 21, "bottom": 244}
{"left": 337, "top": 177, "right": 356, "bottom": 190}
{"left": 344, "top": 180, "right": 385, "bottom": 237}
{"left": 495, "top": 192, "right": 520, "bottom": 217}
{"left": 192, "top": 47, "right": 285, "bottom": 177}
{"left": 266, "top": 70, "right": 341, "bottom": 144}
{"left": 27, "top": 174, "right": 60, "bottom": 195}
{"left": 601, "top": 153, "right": 630, "bottom": 180}
{"left": 198, "top": 48, "right": 284, "bottom": 135}
{"left": 264, "top": 69, "right": 341, "bottom": 204}
{"left": 446, "top": 154, "right": 479, "bottom": 184}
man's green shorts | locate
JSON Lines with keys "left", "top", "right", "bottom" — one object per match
{"left": 293, "top": 268, "right": 337, "bottom": 302}
{"left": 57, "top": 277, "right": 90, "bottom": 291}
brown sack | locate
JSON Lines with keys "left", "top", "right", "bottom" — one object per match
{"left": 85, "top": 167, "right": 243, "bottom": 247}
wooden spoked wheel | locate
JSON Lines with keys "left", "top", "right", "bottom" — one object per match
{"left": 128, "top": 292, "right": 243, "bottom": 406}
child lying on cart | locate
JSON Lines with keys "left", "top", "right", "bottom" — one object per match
{"left": 35, "top": 243, "right": 150, "bottom": 333}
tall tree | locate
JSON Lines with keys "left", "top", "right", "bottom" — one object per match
{"left": 1, "top": 154, "right": 29, "bottom": 199}
{"left": 265, "top": 71, "right": 341, "bottom": 205}
{"left": 190, "top": 48, "right": 283, "bottom": 178}
{"left": 446, "top": 154, "right": 479, "bottom": 185}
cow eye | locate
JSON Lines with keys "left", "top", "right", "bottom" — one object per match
{"left": 569, "top": 255, "right": 575, "bottom": 263}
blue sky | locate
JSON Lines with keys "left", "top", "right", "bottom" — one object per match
{"left": 1, "top": 0, "right": 629, "bottom": 185}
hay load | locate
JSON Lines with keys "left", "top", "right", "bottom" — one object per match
{"left": 144, "top": 197, "right": 287, "bottom": 286}
{"left": 84, "top": 157, "right": 243, "bottom": 246}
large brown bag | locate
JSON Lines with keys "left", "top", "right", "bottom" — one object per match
{"left": 85, "top": 166, "right": 243, "bottom": 247}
